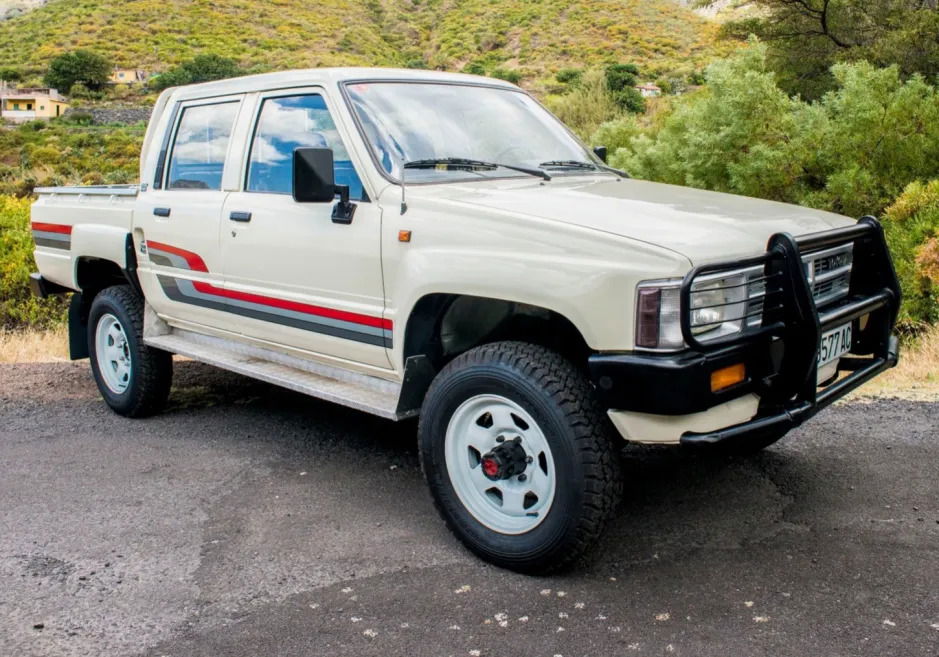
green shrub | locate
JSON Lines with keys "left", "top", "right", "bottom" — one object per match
{"left": 44, "top": 50, "right": 111, "bottom": 91}
{"left": 619, "top": 41, "right": 939, "bottom": 217}
{"left": 0, "top": 195, "right": 68, "bottom": 329}
{"left": 150, "top": 54, "right": 241, "bottom": 91}
{"left": 490, "top": 67, "right": 521, "bottom": 84}
{"left": 544, "top": 69, "right": 620, "bottom": 139}
{"left": 883, "top": 180, "right": 939, "bottom": 331}
{"left": 555, "top": 68, "right": 583, "bottom": 85}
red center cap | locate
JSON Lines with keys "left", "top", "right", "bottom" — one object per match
{"left": 481, "top": 456, "right": 500, "bottom": 478}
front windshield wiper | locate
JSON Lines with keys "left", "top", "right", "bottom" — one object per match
{"left": 538, "top": 160, "right": 629, "bottom": 178}
{"left": 404, "top": 157, "right": 551, "bottom": 181}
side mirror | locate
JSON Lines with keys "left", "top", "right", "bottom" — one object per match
{"left": 293, "top": 147, "right": 337, "bottom": 203}
{"left": 593, "top": 145, "right": 608, "bottom": 163}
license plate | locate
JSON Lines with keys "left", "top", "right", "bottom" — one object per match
{"left": 818, "top": 323, "right": 852, "bottom": 367}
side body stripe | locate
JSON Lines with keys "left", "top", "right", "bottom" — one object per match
{"left": 31, "top": 222, "right": 72, "bottom": 250}
{"left": 146, "top": 241, "right": 392, "bottom": 348}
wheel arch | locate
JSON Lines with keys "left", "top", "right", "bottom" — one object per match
{"left": 396, "top": 293, "right": 593, "bottom": 416}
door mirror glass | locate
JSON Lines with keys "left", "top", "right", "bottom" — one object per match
{"left": 293, "top": 148, "right": 336, "bottom": 203}
{"left": 593, "top": 145, "right": 608, "bottom": 163}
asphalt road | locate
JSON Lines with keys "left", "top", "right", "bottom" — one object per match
{"left": 1, "top": 361, "right": 937, "bottom": 657}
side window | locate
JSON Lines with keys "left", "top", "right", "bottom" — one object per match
{"left": 166, "top": 102, "right": 239, "bottom": 190}
{"left": 246, "top": 94, "right": 364, "bottom": 200}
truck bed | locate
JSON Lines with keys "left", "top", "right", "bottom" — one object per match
{"left": 31, "top": 184, "right": 139, "bottom": 292}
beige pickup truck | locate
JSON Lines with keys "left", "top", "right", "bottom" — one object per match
{"left": 30, "top": 68, "right": 900, "bottom": 572}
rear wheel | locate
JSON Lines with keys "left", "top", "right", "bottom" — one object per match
{"left": 88, "top": 285, "right": 172, "bottom": 417}
{"left": 419, "top": 341, "right": 622, "bottom": 573}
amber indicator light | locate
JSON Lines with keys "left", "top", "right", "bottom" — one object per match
{"left": 711, "top": 363, "right": 746, "bottom": 393}
{"left": 398, "top": 230, "right": 412, "bottom": 242}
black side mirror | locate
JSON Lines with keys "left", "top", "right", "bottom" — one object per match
{"left": 593, "top": 145, "right": 608, "bottom": 163}
{"left": 293, "top": 147, "right": 337, "bottom": 203}
{"left": 293, "top": 147, "right": 356, "bottom": 224}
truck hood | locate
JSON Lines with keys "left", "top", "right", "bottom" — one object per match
{"left": 412, "top": 176, "right": 854, "bottom": 264}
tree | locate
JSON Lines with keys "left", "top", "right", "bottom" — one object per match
{"left": 150, "top": 54, "right": 241, "bottom": 91}
{"left": 44, "top": 50, "right": 111, "bottom": 92}
{"left": 0, "top": 67, "right": 21, "bottom": 82}
{"left": 709, "top": 1, "right": 939, "bottom": 98}
{"left": 605, "top": 63, "right": 645, "bottom": 113}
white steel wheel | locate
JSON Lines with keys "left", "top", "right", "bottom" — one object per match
{"left": 444, "top": 394, "right": 556, "bottom": 535}
{"left": 94, "top": 313, "right": 132, "bottom": 394}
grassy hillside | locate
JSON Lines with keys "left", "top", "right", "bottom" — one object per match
{"left": 0, "top": 0, "right": 725, "bottom": 82}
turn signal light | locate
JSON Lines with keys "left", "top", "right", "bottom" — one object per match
{"left": 711, "top": 363, "right": 746, "bottom": 393}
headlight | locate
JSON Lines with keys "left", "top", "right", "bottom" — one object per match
{"left": 689, "top": 274, "right": 748, "bottom": 338}
{"left": 636, "top": 271, "right": 759, "bottom": 351}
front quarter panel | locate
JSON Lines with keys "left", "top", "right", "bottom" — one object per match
{"left": 380, "top": 185, "right": 690, "bottom": 370}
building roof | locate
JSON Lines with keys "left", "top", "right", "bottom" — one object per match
{"left": 0, "top": 86, "right": 67, "bottom": 102}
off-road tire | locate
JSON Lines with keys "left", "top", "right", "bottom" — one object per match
{"left": 88, "top": 285, "right": 172, "bottom": 417}
{"left": 419, "top": 341, "right": 623, "bottom": 573}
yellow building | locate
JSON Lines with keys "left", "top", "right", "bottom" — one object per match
{"left": 0, "top": 86, "right": 69, "bottom": 122}
{"left": 109, "top": 69, "right": 148, "bottom": 84}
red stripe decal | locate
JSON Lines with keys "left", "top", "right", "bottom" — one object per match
{"left": 148, "top": 240, "right": 392, "bottom": 331}
{"left": 147, "top": 240, "right": 209, "bottom": 272}
{"left": 32, "top": 222, "right": 73, "bottom": 235}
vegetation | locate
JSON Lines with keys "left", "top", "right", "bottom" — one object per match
{"left": 710, "top": 0, "right": 939, "bottom": 99}
{"left": 884, "top": 181, "right": 939, "bottom": 331}
{"left": 0, "top": 0, "right": 726, "bottom": 87}
{"left": 150, "top": 54, "right": 242, "bottom": 91}
{"left": 0, "top": 120, "right": 144, "bottom": 197}
{"left": 606, "top": 42, "right": 939, "bottom": 218}
{"left": 44, "top": 50, "right": 111, "bottom": 92}
{"left": 0, "top": 194, "right": 68, "bottom": 329}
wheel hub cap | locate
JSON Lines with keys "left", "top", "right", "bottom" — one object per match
{"left": 444, "top": 394, "right": 556, "bottom": 535}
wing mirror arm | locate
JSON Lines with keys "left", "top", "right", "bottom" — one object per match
{"left": 332, "top": 184, "right": 355, "bottom": 225}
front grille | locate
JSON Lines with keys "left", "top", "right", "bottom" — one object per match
{"left": 690, "top": 243, "right": 854, "bottom": 338}
{"left": 803, "top": 244, "right": 853, "bottom": 307}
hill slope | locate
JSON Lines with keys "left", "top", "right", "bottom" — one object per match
{"left": 0, "top": 0, "right": 722, "bottom": 80}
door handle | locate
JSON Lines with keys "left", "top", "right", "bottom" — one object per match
{"left": 229, "top": 211, "right": 252, "bottom": 222}
{"left": 153, "top": 207, "right": 171, "bottom": 217}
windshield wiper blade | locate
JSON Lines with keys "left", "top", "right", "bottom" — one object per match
{"left": 538, "top": 160, "right": 597, "bottom": 169}
{"left": 404, "top": 157, "right": 551, "bottom": 181}
{"left": 538, "top": 159, "right": 629, "bottom": 178}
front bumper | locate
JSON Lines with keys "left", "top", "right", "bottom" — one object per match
{"left": 590, "top": 217, "right": 902, "bottom": 447}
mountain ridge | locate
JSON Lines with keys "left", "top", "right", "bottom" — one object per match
{"left": 0, "top": 0, "right": 726, "bottom": 82}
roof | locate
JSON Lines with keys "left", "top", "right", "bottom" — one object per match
{"left": 165, "top": 67, "right": 518, "bottom": 102}
{"left": 0, "top": 87, "right": 67, "bottom": 102}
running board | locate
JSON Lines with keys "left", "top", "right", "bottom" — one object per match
{"left": 144, "top": 329, "right": 412, "bottom": 420}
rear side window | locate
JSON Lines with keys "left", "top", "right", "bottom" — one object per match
{"left": 166, "top": 101, "right": 239, "bottom": 190}
{"left": 246, "top": 94, "right": 364, "bottom": 200}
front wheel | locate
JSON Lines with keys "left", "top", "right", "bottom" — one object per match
{"left": 88, "top": 285, "right": 172, "bottom": 418}
{"left": 419, "top": 342, "right": 623, "bottom": 573}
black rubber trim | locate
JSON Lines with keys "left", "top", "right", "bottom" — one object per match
{"left": 29, "top": 272, "right": 72, "bottom": 298}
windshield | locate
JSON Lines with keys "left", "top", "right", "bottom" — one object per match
{"left": 344, "top": 81, "right": 601, "bottom": 182}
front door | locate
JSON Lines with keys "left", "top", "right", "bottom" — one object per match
{"left": 220, "top": 91, "right": 390, "bottom": 369}
{"left": 136, "top": 97, "right": 243, "bottom": 333}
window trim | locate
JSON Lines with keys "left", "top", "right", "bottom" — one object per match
{"left": 242, "top": 89, "right": 368, "bottom": 201}
{"left": 162, "top": 96, "right": 243, "bottom": 192}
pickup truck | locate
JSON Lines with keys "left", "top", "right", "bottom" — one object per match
{"left": 30, "top": 68, "right": 901, "bottom": 573}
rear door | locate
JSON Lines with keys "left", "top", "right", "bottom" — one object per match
{"left": 136, "top": 95, "right": 244, "bottom": 331}
{"left": 219, "top": 89, "right": 390, "bottom": 369}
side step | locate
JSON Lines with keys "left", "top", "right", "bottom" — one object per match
{"left": 145, "top": 329, "right": 411, "bottom": 420}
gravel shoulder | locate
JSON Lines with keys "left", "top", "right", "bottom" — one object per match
{"left": 1, "top": 361, "right": 936, "bottom": 657}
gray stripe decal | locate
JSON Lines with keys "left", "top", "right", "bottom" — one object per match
{"left": 148, "top": 250, "right": 189, "bottom": 269}
{"left": 158, "top": 275, "right": 392, "bottom": 348}
{"left": 34, "top": 237, "right": 71, "bottom": 249}
{"left": 32, "top": 230, "right": 71, "bottom": 242}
